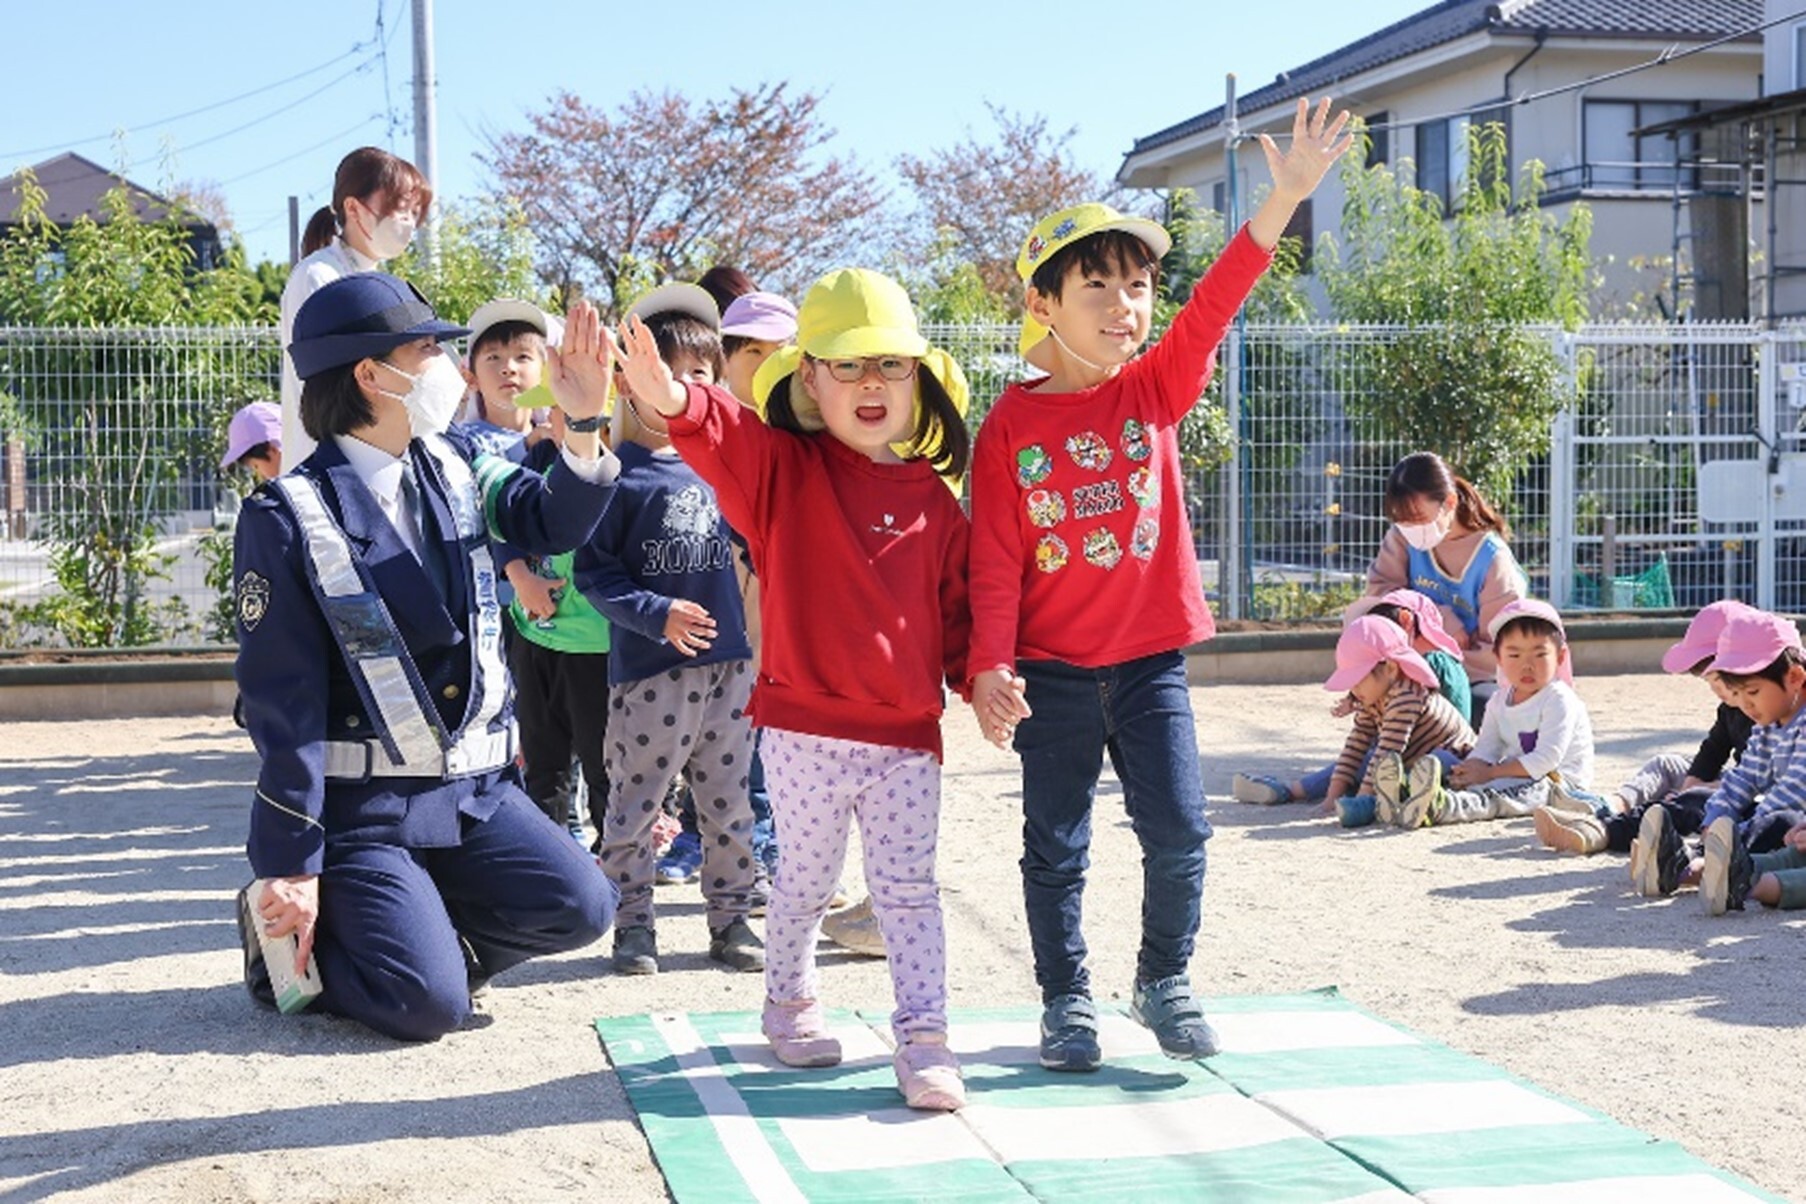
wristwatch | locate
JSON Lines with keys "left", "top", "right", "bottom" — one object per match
{"left": 566, "top": 413, "right": 604, "bottom": 433}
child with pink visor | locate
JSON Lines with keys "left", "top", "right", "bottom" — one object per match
{"left": 1313, "top": 616, "right": 1476, "bottom": 828}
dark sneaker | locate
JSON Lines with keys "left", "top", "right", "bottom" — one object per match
{"left": 655, "top": 832, "right": 703, "bottom": 885}
{"left": 1634, "top": 806, "right": 1687, "bottom": 897}
{"left": 612, "top": 924, "right": 659, "bottom": 975}
{"left": 1130, "top": 975, "right": 1220, "bottom": 1060}
{"left": 708, "top": 917, "right": 765, "bottom": 972}
{"left": 235, "top": 884, "right": 277, "bottom": 1011}
{"left": 459, "top": 933, "right": 490, "bottom": 999}
{"left": 1701, "top": 816, "right": 1754, "bottom": 915}
{"left": 1039, "top": 993, "right": 1102, "bottom": 1072}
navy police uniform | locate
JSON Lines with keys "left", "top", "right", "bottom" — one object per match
{"left": 235, "top": 274, "right": 619, "bottom": 1041}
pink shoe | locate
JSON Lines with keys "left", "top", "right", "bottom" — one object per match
{"left": 762, "top": 997, "right": 842, "bottom": 1068}
{"left": 893, "top": 1032, "right": 965, "bottom": 1111}
{"left": 650, "top": 811, "right": 682, "bottom": 859}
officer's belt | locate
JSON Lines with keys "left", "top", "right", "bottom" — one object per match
{"left": 323, "top": 721, "right": 517, "bottom": 781}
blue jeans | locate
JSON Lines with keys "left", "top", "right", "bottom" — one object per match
{"left": 1013, "top": 650, "right": 1213, "bottom": 1002}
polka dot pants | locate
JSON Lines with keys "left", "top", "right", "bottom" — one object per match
{"left": 601, "top": 659, "right": 757, "bottom": 931}
{"left": 761, "top": 728, "right": 946, "bottom": 1043}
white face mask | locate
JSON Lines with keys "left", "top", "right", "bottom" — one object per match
{"left": 376, "top": 354, "right": 466, "bottom": 437}
{"left": 1396, "top": 520, "right": 1446, "bottom": 552}
{"left": 368, "top": 212, "right": 416, "bottom": 261}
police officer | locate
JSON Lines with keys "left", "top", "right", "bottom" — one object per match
{"left": 233, "top": 272, "right": 622, "bottom": 1040}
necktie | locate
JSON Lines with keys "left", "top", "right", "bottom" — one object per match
{"left": 400, "top": 461, "right": 453, "bottom": 603}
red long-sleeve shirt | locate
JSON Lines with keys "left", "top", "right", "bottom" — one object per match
{"left": 667, "top": 382, "right": 970, "bottom": 759}
{"left": 968, "top": 226, "right": 1272, "bottom": 673}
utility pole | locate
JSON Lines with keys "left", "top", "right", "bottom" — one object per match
{"left": 412, "top": 0, "right": 439, "bottom": 264}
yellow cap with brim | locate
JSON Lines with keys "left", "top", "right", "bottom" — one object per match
{"left": 1015, "top": 202, "right": 1172, "bottom": 370}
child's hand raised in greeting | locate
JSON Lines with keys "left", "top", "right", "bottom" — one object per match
{"left": 1259, "top": 96, "right": 1354, "bottom": 203}
{"left": 613, "top": 314, "right": 688, "bottom": 417}
{"left": 545, "top": 300, "right": 613, "bottom": 423}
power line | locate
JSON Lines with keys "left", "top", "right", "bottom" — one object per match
{"left": 0, "top": 41, "right": 373, "bottom": 163}
{"left": 218, "top": 114, "right": 387, "bottom": 187}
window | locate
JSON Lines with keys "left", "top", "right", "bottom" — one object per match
{"left": 1281, "top": 198, "right": 1314, "bottom": 271}
{"left": 1211, "top": 179, "right": 1227, "bottom": 214}
{"left": 1416, "top": 120, "right": 1450, "bottom": 209}
{"left": 1582, "top": 99, "right": 1699, "bottom": 189}
{"left": 1365, "top": 111, "right": 1390, "bottom": 165}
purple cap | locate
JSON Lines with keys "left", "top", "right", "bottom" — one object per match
{"left": 1661, "top": 600, "right": 1756, "bottom": 674}
{"left": 1377, "top": 588, "right": 1463, "bottom": 657}
{"left": 1324, "top": 615, "right": 1439, "bottom": 693}
{"left": 1709, "top": 611, "right": 1804, "bottom": 675}
{"left": 720, "top": 291, "right": 798, "bottom": 341}
{"left": 220, "top": 402, "right": 282, "bottom": 471}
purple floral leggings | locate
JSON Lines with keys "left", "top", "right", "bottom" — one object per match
{"left": 760, "top": 727, "right": 946, "bottom": 1042}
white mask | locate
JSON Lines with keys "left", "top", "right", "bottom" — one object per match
{"left": 376, "top": 354, "right": 467, "bottom": 437}
{"left": 1396, "top": 521, "right": 1446, "bottom": 552}
{"left": 368, "top": 212, "right": 416, "bottom": 261}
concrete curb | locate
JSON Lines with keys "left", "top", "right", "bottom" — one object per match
{"left": 0, "top": 619, "right": 1705, "bottom": 720}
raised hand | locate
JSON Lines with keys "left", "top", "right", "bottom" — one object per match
{"left": 545, "top": 300, "right": 612, "bottom": 422}
{"left": 614, "top": 314, "right": 687, "bottom": 416}
{"left": 1259, "top": 96, "right": 1354, "bottom": 202}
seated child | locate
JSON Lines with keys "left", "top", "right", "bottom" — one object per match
{"left": 575, "top": 282, "right": 762, "bottom": 975}
{"left": 1314, "top": 616, "right": 1476, "bottom": 828}
{"left": 1660, "top": 610, "right": 1806, "bottom": 913}
{"left": 1537, "top": 600, "right": 1753, "bottom": 861}
{"left": 1232, "top": 588, "right": 1472, "bottom": 809}
{"left": 1393, "top": 599, "right": 1596, "bottom": 828}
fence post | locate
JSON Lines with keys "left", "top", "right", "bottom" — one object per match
{"left": 1223, "top": 324, "right": 1244, "bottom": 619}
{"left": 1547, "top": 331, "right": 1577, "bottom": 610}
{"left": 1757, "top": 330, "right": 1778, "bottom": 609}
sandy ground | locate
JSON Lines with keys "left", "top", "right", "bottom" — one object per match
{"left": 1, "top": 673, "right": 1803, "bottom": 1203}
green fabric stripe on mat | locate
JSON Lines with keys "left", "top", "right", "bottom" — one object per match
{"left": 1006, "top": 1137, "right": 1411, "bottom": 1203}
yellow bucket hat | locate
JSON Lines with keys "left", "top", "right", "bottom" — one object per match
{"left": 1015, "top": 202, "right": 1172, "bottom": 370}
{"left": 751, "top": 268, "right": 969, "bottom": 465}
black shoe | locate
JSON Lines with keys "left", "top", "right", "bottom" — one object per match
{"left": 612, "top": 925, "right": 658, "bottom": 975}
{"left": 235, "top": 884, "right": 277, "bottom": 1011}
{"left": 1702, "top": 816, "right": 1755, "bottom": 915}
{"left": 708, "top": 917, "right": 765, "bottom": 972}
{"left": 1635, "top": 806, "right": 1689, "bottom": 897}
{"left": 459, "top": 934, "right": 491, "bottom": 999}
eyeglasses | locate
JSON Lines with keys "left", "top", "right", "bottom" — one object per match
{"left": 818, "top": 356, "right": 917, "bottom": 383}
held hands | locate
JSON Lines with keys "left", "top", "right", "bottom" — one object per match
{"left": 971, "top": 667, "right": 1031, "bottom": 749}
{"left": 545, "top": 300, "right": 613, "bottom": 422}
{"left": 258, "top": 875, "right": 320, "bottom": 976}
{"left": 1259, "top": 96, "right": 1355, "bottom": 203}
{"left": 613, "top": 314, "right": 688, "bottom": 417}
{"left": 663, "top": 598, "right": 717, "bottom": 657}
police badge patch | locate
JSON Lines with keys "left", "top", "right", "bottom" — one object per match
{"left": 237, "top": 570, "right": 271, "bottom": 632}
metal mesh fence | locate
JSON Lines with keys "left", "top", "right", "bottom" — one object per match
{"left": 1, "top": 320, "right": 1800, "bottom": 648}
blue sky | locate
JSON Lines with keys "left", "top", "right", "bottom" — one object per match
{"left": 0, "top": 0, "right": 1430, "bottom": 266}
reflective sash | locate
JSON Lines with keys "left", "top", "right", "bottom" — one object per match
{"left": 417, "top": 434, "right": 510, "bottom": 744}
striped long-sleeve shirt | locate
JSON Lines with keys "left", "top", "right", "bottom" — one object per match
{"left": 1702, "top": 706, "right": 1806, "bottom": 836}
{"left": 1332, "top": 679, "right": 1478, "bottom": 797}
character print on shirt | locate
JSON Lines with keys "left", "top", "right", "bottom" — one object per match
{"left": 643, "top": 484, "right": 734, "bottom": 576}
{"left": 1017, "top": 444, "right": 1053, "bottom": 488}
{"left": 663, "top": 485, "right": 720, "bottom": 536}
{"left": 1127, "top": 466, "right": 1158, "bottom": 509}
{"left": 1065, "top": 430, "right": 1113, "bottom": 472}
{"left": 1025, "top": 488, "right": 1066, "bottom": 529}
{"left": 1130, "top": 515, "right": 1159, "bottom": 560}
{"left": 1035, "top": 533, "right": 1070, "bottom": 574}
{"left": 1121, "top": 417, "right": 1152, "bottom": 462}
{"left": 236, "top": 570, "right": 271, "bottom": 633}
{"left": 1071, "top": 479, "right": 1124, "bottom": 520}
{"left": 1082, "top": 528, "right": 1123, "bottom": 570}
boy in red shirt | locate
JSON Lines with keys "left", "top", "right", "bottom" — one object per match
{"left": 969, "top": 96, "right": 1351, "bottom": 1070}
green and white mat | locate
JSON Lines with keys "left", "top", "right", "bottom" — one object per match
{"left": 595, "top": 989, "right": 1779, "bottom": 1202}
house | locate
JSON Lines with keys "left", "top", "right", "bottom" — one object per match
{"left": 0, "top": 152, "right": 222, "bottom": 272}
{"left": 1117, "top": 0, "right": 1767, "bottom": 316}
{"left": 1639, "top": 0, "right": 1806, "bottom": 323}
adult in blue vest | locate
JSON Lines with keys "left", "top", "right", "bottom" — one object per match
{"left": 233, "top": 272, "right": 622, "bottom": 1040}
{"left": 1350, "top": 452, "right": 1527, "bottom": 724}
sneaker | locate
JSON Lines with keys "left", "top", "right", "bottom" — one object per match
{"left": 1371, "top": 753, "right": 1406, "bottom": 826}
{"left": 893, "top": 1033, "right": 965, "bottom": 1111}
{"left": 1231, "top": 772, "right": 1291, "bottom": 805}
{"left": 1544, "top": 772, "right": 1606, "bottom": 817}
{"left": 1130, "top": 974, "right": 1220, "bottom": 1060}
{"left": 762, "top": 997, "right": 842, "bottom": 1067}
{"left": 1039, "top": 993, "right": 1102, "bottom": 1072}
{"left": 821, "top": 896, "right": 885, "bottom": 957}
{"left": 1336, "top": 795, "right": 1377, "bottom": 828}
{"left": 655, "top": 832, "right": 702, "bottom": 885}
{"left": 1533, "top": 805, "right": 1607, "bottom": 854}
{"left": 650, "top": 810, "right": 683, "bottom": 859}
{"left": 746, "top": 872, "right": 772, "bottom": 918}
{"left": 708, "top": 917, "right": 765, "bottom": 972}
{"left": 235, "top": 884, "right": 277, "bottom": 1011}
{"left": 828, "top": 881, "right": 852, "bottom": 910}
{"left": 612, "top": 924, "right": 658, "bottom": 975}
{"left": 1634, "top": 806, "right": 1685, "bottom": 897}
{"left": 1397, "top": 757, "right": 1445, "bottom": 829}
{"left": 1700, "top": 816, "right": 1755, "bottom": 915}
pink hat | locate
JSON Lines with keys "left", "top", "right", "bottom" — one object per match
{"left": 1378, "top": 588, "right": 1463, "bottom": 657}
{"left": 1325, "top": 615, "right": 1440, "bottom": 693}
{"left": 1489, "top": 598, "right": 1575, "bottom": 684}
{"left": 1708, "top": 611, "right": 1804, "bottom": 675}
{"left": 1661, "top": 600, "right": 1756, "bottom": 674}
{"left": 720, "top": 291, "right": 798, "bottom": 341}
{"left": 220, "top": 402, "right": 282, "bottom": 471}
